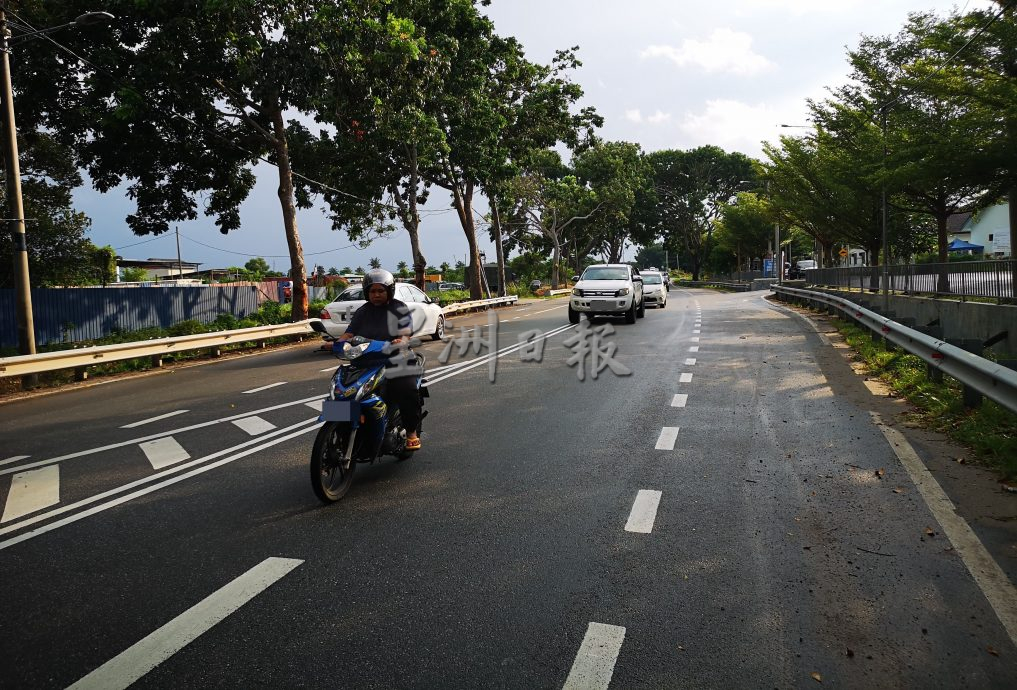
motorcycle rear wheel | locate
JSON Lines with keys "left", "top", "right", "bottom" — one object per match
{"left": 311, "top": 422, "right": 357, "bottom": 502}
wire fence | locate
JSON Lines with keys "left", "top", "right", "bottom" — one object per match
{"left": 806, "top": 260, "right": 1016, "bottom": 303}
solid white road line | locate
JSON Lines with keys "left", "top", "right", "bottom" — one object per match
{"left": 139, "top": 437, "right": 190, "bottom": 470}
{"left": 671, "top": 394, "right": 688, "bottom": 408}
{"left": 242, "top": 382, "right": 287, "bottom": 394}
{"left": 689, "top": 346, "right": 699, "bottom": 353}
{"left": 624, "top": 490, "right": 662, "bottom": 533}
{"left": 562, "top": 622, "right": 626, "bottom": 690}
{"left": 0, "top": 455, "right": 29, "bottom": 467}
{"left": 679, "top": 373, "right": 693, "bottom": 383}
{"left": 425, "top": 324, "right": 575, "bottom": 386}
{"left": 68, "top": 557, "right": 303, "bottom": 690}
{"left": 0, "top": 395, "right": 324, "bottom": 477}
{"left": 0, "top": 420, "right": 320, "bottom": 550}
{"left": 231, "top": 417, "right": 277, "bottom": 436}
{"left": 2, "top": 466, "right": 59, "bottom": 523}
{"left": 871, "top": 412, "right": 1017, "bottom": 649}
{"left": 120, "top": 410, "right": 189, "bottom": 429}
{"left": 684, "top": 358, "right": 697, "bottom": 366}
{"left": 655, "top": 427, "right": 680, "bottom": 450}
{"left": 319, "top": 366, "right": 337, "bottom": 373}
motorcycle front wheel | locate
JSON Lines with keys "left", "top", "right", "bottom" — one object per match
{"left": 310, "top": 422, "right": 357, "bottom": 502}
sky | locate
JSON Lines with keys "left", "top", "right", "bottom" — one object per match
{"left": 71, "top": 0, "right": 994, "bottom": 275}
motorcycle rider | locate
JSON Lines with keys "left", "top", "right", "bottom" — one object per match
{"left": 336, "top": 269, "right": 423, "bottom": 450}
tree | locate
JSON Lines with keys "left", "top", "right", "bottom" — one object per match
{"left": 369, "top": 257, "right": 382, "bottom": 270}
{"left": 18, "top": 0, "right": 421, "bottom": 321}
{"left": 327, "top": 266, "right": 339, "bottom": 276}
{"left": 645, "top": 147, "right": 757, "bottom": 280}
{"left": 121, "top": 267, "right": 148, "bottom": 282}
{"left": 841, "top": 11, "right": 999, "bottom": 290}
{"left": 0, "top": 131, "right": 107, "bottom": 287}
{"left": 245, "top": 257, "right": 271, "bottom": 279}
{"left": 396, "top": 260, "right": 409, "bottom": 279}
{"left": 714, "top": 193, "right": 773, "bottom": 274}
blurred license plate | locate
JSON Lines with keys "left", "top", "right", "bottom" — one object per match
{"left": 321, "top": 400, "right": 360, "bottom": 422}
{"left": 592, "top": 300, "right": 615, "bottom": 310}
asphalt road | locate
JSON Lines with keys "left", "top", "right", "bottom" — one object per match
{"left": 1, "top": 291, "right": 1015, "bottom": 688}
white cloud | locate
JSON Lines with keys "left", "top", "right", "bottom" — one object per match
{"left": 625, "top": 109, "right": 643, "bottom": 123}
{"left": 647, "top": 110, "right": 672, "bottom": 124}
{"left": 641, "top": 28, "right": 774, "bottom": 76}
{"left": 679, "top": 99, "right": 780, "bottom": 158}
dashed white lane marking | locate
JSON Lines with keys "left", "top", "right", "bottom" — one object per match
{"left": 319, "top": 366, "right": 337, "bottom": 373}
{"left": 690, "top": 337, "right": 700, "bottom": 343}
{"left": 684, "top": 358, "right": 697, "bottom": 366}
{"left": 689, "top": 346, "right": 700, "bottom": 353}
{"left": 671, "top": 394, "right": 688, "bottom": 408}
{"left": 68, "top": 557, "right": 304, "bottom": 690}
{"left": 624, "top": 490, "right": 663, "bottom": 533}
{"left": 693, "top": 329, "right": 701, "bottom": 334}
{"left": 305, "top": 400, "right": 323, "bottom": 412}
{"left": 120, "top": 410, "right": 189, "bottom": 429}
{"left": 871, "top": 412, "right": 1017, "bottom": 649}
{"left": 533, "top": 306, "right": 564, "bottom": 315}
{"left": 655, "top": 427, "right": 680, "bottom": 450}
{"left": 139, "top": 437, "right": 190, "bottom": 470}
{"left": 679, "top": 373, "right": 693, "bottom": 383}
{"left": 562, "top": 622, "right": 626, "bottom": 690}
{"left": 242, "top": 382, "right": 287, "bottom": 394}
{"left": 231, "top": 417, "right": 277, "bottom": 436}
{"left": 2, "top": 465, "right": 59, "bottom": 523}
{"left": 0, "top": 455, "right": 30, "bottom": 467}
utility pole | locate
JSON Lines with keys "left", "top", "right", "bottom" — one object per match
{"left": 175, "top": 226, "right": 183, "bottom": 279}
{"left": 1, "top": 8, "right": 36, "bottom": 388}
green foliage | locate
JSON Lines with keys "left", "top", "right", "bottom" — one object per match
{"left": 167, "top": 320, "right": 207, "bottom": 336}
{"left": 121, "top": 267, "right": 149, "bottom": 282}
{"left": 834, "top": 317, "right": 1017, "bottom": 479}
{"left": 244, "top": 257, "right": 271, "bottom": 279}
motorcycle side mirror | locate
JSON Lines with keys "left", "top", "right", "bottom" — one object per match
{"left": 310, "top": 320, "right": 327, "bottom": 334}
{"left": 571, "top": 275, "right": 580, "bottom": 283}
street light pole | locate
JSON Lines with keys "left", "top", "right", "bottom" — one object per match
{"left": 880, "top": 105, "right": 889, "bottom": 313}
{"left": 1, "top": 8, "right": 35, "bottom": 380}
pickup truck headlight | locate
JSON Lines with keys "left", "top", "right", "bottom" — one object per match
{"left": 572, "top": 288, "right": 583, "bottom": 296}
{"left": 615, "top": 287, "right": 630, "bottom": 297}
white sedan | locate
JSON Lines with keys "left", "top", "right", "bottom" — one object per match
{"left": 317, "top": 283, "right": 447, "bottom": 341}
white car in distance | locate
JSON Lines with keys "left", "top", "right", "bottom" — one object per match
{"left": 641, "top": 271, "right": 667, "bottom": 308}
{"left": 318, "top": 283, "right": 446, "bottom": 341}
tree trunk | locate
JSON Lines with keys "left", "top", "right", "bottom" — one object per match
{"left": 936, "top": 202, "right": 950, "bottom": 294}
{"left": 1009, "top": 187, "right": 1017, "bottom": 303}
{"left": 551, "top": 237, "right": 562, "bottom": 289}
{"left": 406, "top": 146, "right": 427, "bottom": 290}
{"left": 491, "top": 195, "right": 507, "bottom": 296}
{"left": 451, "top": 179, "right": 483, "bottom": 299}
{"left": 269, "top": 100, "right": 306, "bottom": 320}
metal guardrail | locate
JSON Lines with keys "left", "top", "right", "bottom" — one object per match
{"left": 677, "top": 280, "right": 752, "bottom": 292}
{"left": 441, "top": 295, "right": 519, "bottom": 315}
{"left": 773, "top": 285, "right": 1017, "bottom": 414}
{"left": 0, "top": 321, "right": 315, "bottom": 379}
{"left": 0, "top": 296, "right": 523, "bottom": 380}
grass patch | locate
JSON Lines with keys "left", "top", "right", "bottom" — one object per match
{"left": 832, "top": 316, "right": 1017, "bottom": 480}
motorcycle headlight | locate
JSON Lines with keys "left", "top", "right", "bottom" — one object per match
{"left": 615, "top": 287, "right": 630, "bottom": 297}
{"left": 572, "top": 288, "right": 583, "bottom": 296}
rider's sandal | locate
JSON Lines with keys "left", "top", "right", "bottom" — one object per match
{"left": 406, "top": 437, "right": 421, "bottom": 451}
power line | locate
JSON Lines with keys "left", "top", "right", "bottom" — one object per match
{"left": 6, "top": 6, "right": 460, "bottom": 221}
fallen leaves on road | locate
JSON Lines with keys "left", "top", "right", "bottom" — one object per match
{"left": 924, "top": 527, "right": 937, "bottom": 538}
{"left": 892, "top": 488, "right": 904, "bottom": 494}
{"left": 875, "top": 468, "right": 886, "bottom": 479}
{"left": 811, "top": 671, "right": 823, "bottom": 683}
{"left": 987, "top": 646, "right": 1000, "bottom": 657}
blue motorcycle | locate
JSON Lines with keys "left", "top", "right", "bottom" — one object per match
{"left": 309, "top": 322, "right": 428, "bottom": 503}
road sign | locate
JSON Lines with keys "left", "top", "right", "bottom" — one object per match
{"left": 839, "top": 248, "right": 849, "bottom": 257}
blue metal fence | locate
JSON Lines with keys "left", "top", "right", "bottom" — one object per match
{"left": 0, "top": 285, "right": 262, "bottom": 348}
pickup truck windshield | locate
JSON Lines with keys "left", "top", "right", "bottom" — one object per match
{"left": 582, "top": 267, "right": 628, "bottom": 280}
